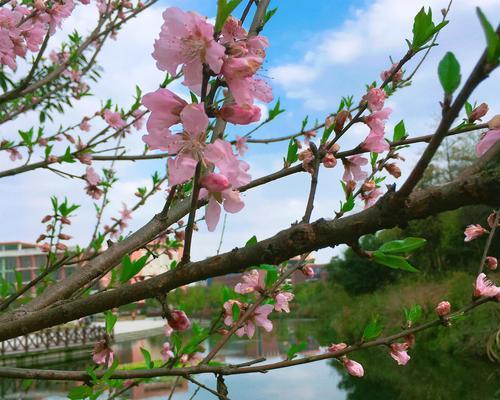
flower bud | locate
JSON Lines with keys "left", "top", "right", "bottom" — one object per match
{"left": 168, "top": 310, "right": 191, "bottom": 331}
{"left": 334, "top": 110, "right": 351, "bottom": 134}
{"left": 55, "top": 243, "right": 67, "bottom": 251}
{"left": 385, "top": 163, "right": 401, "bottom": 178}
{"left": 60, "top": 216, "right": 71, "bottom": 225}
{"left": 343, "top": 358, "right": 364, "bottom": 377}
{"left": 486, "top": 256, "right": 497, "bottom": 271}
{"left": 36, "top": 234, "right": 46, "bottom": 243}
{"left": 58, "top": 233, "right": 72, "bottom": 240}
{"left": 200, "top": 173, "right": 231, "bottom": 193}
{"left": 328, "top": 343, "right": 347, "bottom": 353}
{"left": 41, "top": 215, "right": 52, "bottom": 223}
{"left": 435, "top": 301, "right": 451, "bottom": 317}
{"left": 361, "top": 180, "right": 376, "bottom": 192}
{"left": 468, "top": 103, "right": 488, "bottom": 123}
{"left": 322, "top": 153, "right": 337, "bottom": 168}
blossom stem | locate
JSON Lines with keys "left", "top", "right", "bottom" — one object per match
{"left": 181, "top": 163, "right": 203, "bottom": 265}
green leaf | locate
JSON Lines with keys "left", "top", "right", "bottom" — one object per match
{"left": 321, "top": 123, "right": 335, "bottom": 144}
{"left": 378, "top": 237, "right": 427, "bottom": 254}
{"left": 341, "top": 195, "right": 355, "bottom": 212}
{"left": 231, "top": 302, "right": 240, "bottom": 322}
{"left": 372, "top": 251, "right": 419, "bottom": 272}
{"left": 476, "top": 8, "right": 499, "bottom": 64}
{"left": 21, "top": 379, "right": 33, "bottom": 391}
{"left": 362, "top": 317, "right": 383, "bottom": 341}
{"left": 189, "top": 91, "right": 199, "bottom": 104}
{"left": 245, "top": 235, "right": 258, "bottom": 247}
{"left": 68, "top": 385, "right": 93, "bottom": 400}
{"left": 265, "top": 268, "right": 278, "bottom": 288}
{"left": 438, "top": 52, "right": 461, "bottom": 95}
{"left": 392, "top": 120, "right": 407, "bottom": 142}
{"left": 215, "top": 0, "right": 243, "bottom": 33}
{"left": 222, "top": 286, "right": 232, "bottom": 302}
{"left": 404, "top": 304, "right": 423, "bottom": 324}
{"left": 119, "top": 254, "right": 149, "bottom": 283}
{"left": 60, "top": 146, "right": 76, "bottom": 163}
{"left": 104, "top": 311, "right": 117, "bottom": 334}
{"left": 263, "top": 7, "right": 278, "bottom": 26}
{"left": 286, "top": 341, "right": 307, "bottom": 360}
{"left": 464, "top": 101, "right": 473, "bottom": 118}
{"left": 140, "top": 347, "right": 153, "bottom": 369}
{"left": 268, "top": 98, "right": 285, "bottom": 121}
{"left": 411, "top": 7, "right": 448, "bottom": 50}
{"left": 286, "top": 138, "right": 298, "bottom": 165}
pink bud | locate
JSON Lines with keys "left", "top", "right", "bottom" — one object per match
{"left": 58, "top": 233, "right": 72, "bottom": 240}
{"left": 486, "top": 256, "right": 497, "bottom": 271}
{"left": 343, "top": 358, "right": 364, "bottom": 377}
{"left": 41, "top": 215, "right": 52, "bottom": 223}
{"left": 435, "top": 301, "right": 451, "bottom": 317}
{"left": 328, "top": 343, "right": 347, "bottom": 353}
{"left": 55, "top": 243, "right": 67, "bottom": 251}
{"left": 322, "top": 153, "right": 337, "bottom": 168}
{"left": 301, "top": 265, "right": 315, "bottom": 278}
{"left": 469, "top": 103, "right": 488, "bottom": 123}
{"left": 487, "top": 212, "right": 499, "bottom": 229}
{"left": 464, "top": 224, "right": 487, "bottom": 242}
{"left": 219, "top": 104, "right": 261, "bottom": 125}
{"left": 200, "top": 173, "right": 230, "bottom": 193}
{"left": 168, "top": 310, "right": 191, "bottom": 331}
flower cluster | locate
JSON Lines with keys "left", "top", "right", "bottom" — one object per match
{"left": 141, "top": 8, "right": 274, "bottom": 231}
{"left": 0, "top": 1, "right": 79, "bottom": 71}
{"left": 221, "top": 269, "right": 294, "bottom": 338}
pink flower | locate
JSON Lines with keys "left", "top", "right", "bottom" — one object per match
{"left": 220, "top": 16, "right": 247, "bottom": 44}
{"left": 342, "top": 155, "right": 368, "bottom": 182}
{"left": 323, "top": 153, "right": 337, "bottom": 168}
{"left": 362, "top": 188, "right": 383, "bottom": 208}
{"left": 486, "top": 256, "right": 497, "bottom": 271}
{"left": 79, "top": 119, "right": 91, "bottom": 132}
{"left": 222, "top": 56, "right": 263, "bottom": 105}
{"left": 274, "top": 292, "right": 294, "bottom": 313}
{"left": 165, "top": 103, "right": 209, "bottom": 185}
{"left": 236, "top": 304, "right": 274, "bottom": 338}
{"left": 328, "top": 343, "right": 347, "bottom": 353}
{"left": 161, "top": 342, "right": 174, "bottom": 362}
{"left": 343, "top": 358, "right": 364, "bottom": 377}
{"left": 362, "top": 132, "right": 389, "bottom": 153}
{"left": 476, "top": 130, "right": 500, "bottom": 157}
{"left": 203, "top": 189, "right": 245, "bottom": 231}
{"left": 219, "top": 104, "right": 261, "bottom": 125}
{"left": 152, "top": 7, "right": 225, "bottom": 93}
{"left": 132, "top": 109, "right": 145, "bottom": 130}
{"left": 302, "top": 265, "right": 315, "bottom": 278}
{"left": 120, "top": 203, "right": 133, "bottom": 222}
{"left": 179, "top": 352, "right": 203, "bottom": 366}
{"left": 6, "top": 147, "right": 22, "bottom": 161}
{"left": 235, "top": 135, "right": 248, "bottom": 156}
{"left": 142, "top": 88, "right": 187, "bottom": 138}
{"left": 234, "top": 269, "right": 264, "bottom": 294}
{"left": 435, "top": 301, "right": 451, "bottom": 317}
{"left": 103, "top": 109, "right": 126, "bottom": 129}
{"left": 389, "top": 342, "right": 410, "bottom": 366}
{"left": 488, "top": 212, "right": 499, "bottom": 229}
{"left": 164, "top": 323, "right": 173, "bottom": 337}
{"left": 380, "top": 63, "right": 403, "bottom": 83}
{"left": 204, "top": 139, "right": 251, "bottom": 187}
{"left": 363, "top": 88, "right": 386, "bottom": 112}
{"left": 92, "top": 340, "right": 114, "bottom": 367}
{"left": 469, "top": 103, "right": 488, "bottom": 122}
{"left": 84, "top": 167, "right": 100, "bottom": 185}
{"left": 168, "top": 310, "right": 191, "bottom": 331}
{"left": 464, "top": 224, "right": 487, "bottom": 242}
{"left": 474, "top": 273, "right": 500, "bottom": 298}
{"left": 200, "top": 172, "right": 230, "bottom": 193}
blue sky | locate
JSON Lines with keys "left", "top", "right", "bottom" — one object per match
{"left": 1, "top": 0, "right": 499, "bottom": 263}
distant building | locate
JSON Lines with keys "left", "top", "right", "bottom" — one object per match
{"left": 0, "top": 242, "right": 74, "bottom": 288}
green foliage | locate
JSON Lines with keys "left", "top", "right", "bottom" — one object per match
{"left": 104, "top": 311, "right": 117, "bottom": 334}
{"left": 438, "top": 52, "right": 461, "bottom": 95}
{"left": 476, "top": 7, "right": 500, "bottom": 64}
{"left": 392, "top": 120, "right": 407, "bottom": 142}
{"left": 403, "top": 304, "right": 423, "bottom": 324}
{"left": 215, "top": 0, "right": 243, "bottom": 33}
{"left": 372, "top": 251, "right": 419, "bottom": 272}
{"left": 378, "top": 237, "right": 427, "bottom": 254}
{"left": 362, "top": 317, "right": 383, "bottom": 341}
{"left": 411, "top": 7, "right": 448, "bottom": 50}
{"left": 286, "top": 341, "right": 307, "bottom": 360}
{"left": 286, "top": 138, "right": 299, "bottom": 165}
{"left": 245, "top": 235, "right": 258, "bottom": 247}
{"left": 268, "top": 98, "right": 285, "bottom": 121}
{"left": 140, "top": 347, "right": 153, "bottom": 369}
{"left": 119, "top": 254, "right": 149, "bottom": 283}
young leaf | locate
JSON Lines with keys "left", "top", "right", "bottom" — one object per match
{"left": 476, "top": 8, "right": 499, "bottom": 64}
{"left": 372, "top": 251, "right": 419, "bottom": 272}
{"left": 105, "top": 311, "right": 117, "bottom": 334}
{"left": 392, "top": 120, "right": 407, "bottom": 142}
{"left": 438, "top": 52, "right": 461, "bottom": 95}
{"left": 265, "top": 268, "right": 278, "bottom": 288}
{"left": 215, "top": 0, "right": 243, "bottom": 33}
{"left": 245, "top": 235, "right": 258, "bottom": 247}
{"left": 119, "top": 254, "right": 149, "bottom": 283}
{"left": 362, "top": 317, "right": 383, "bottom": 341}
{"left": 341, "top": 195, "right": 355, "bottom": 212}
{"left": 405, "top": 304, "right": 423, "bottom": 324}
{"left": 231, "top": 302, "right": 240, "bottom": 322}
{"left": 140, "top": 347, "right": 154, "bottom": 369}
{"left": 286, "top": 138, "right": 298, "bottom": 164}
{"left": 378, "top": 237, "right": 427, "bottom": 254}
{"left": 286, "top": 341, "right": 307, "bottom": 360}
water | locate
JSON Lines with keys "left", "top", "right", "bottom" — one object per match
{"left": 1, "top": 318, "right": 498, "bottom": 399}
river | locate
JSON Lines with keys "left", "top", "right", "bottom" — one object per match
{"left": 1, "top": 318, "right": 497, "bottom": 399}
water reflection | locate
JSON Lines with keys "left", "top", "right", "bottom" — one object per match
{"left": 1, "top": 318, "right": 497, "bottom": 399}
